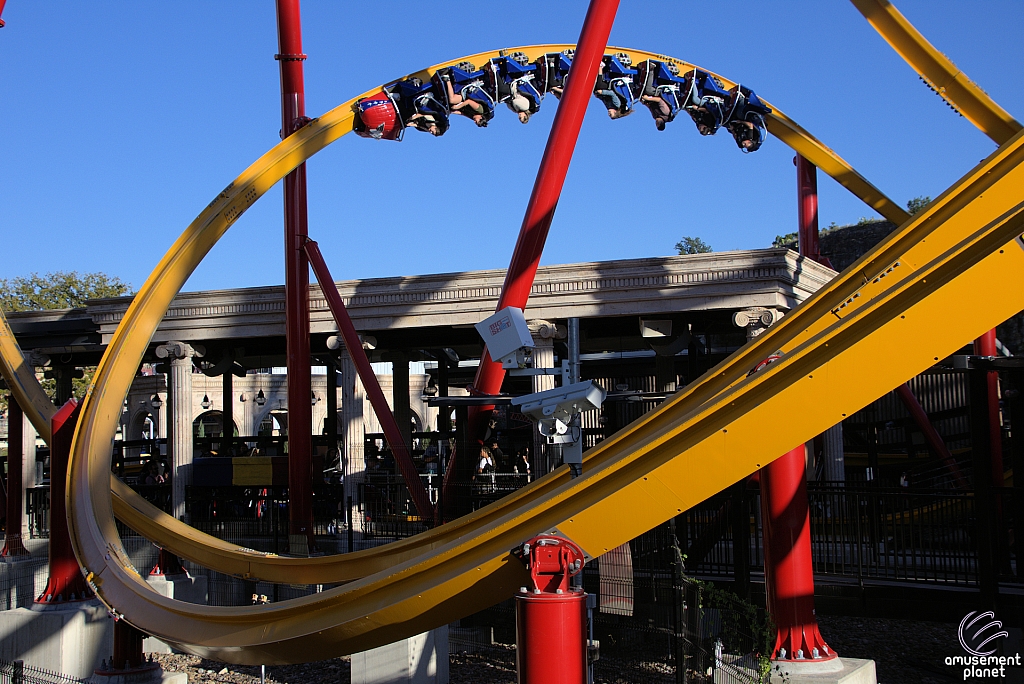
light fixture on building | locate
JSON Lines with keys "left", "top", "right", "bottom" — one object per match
{"left": 201, "top": 394, "right": 211, "bottom": 409}
{"left": 239, "top": 393, "right": 246, "bottom": 402}
{"left": 311, "top": 391, "right": 319, "bottom": 406}
{"left": 255, "top": 389, "right": 266, "bottom": 406}
{"left": 422, "top": 377, "right": 438, "bottom": 397}
{"left": 150, "top": 395, "right": 163, "bottom": 410}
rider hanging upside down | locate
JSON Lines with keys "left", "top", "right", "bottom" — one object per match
{"left": 637, "top": 59, "right": 685, "bottom": 131}
{"left": 593, "top": 54, "right": 637, "bottom": 119}
{"left": 438, "top": 67, "right": 495, "bottom": 128}
{"left": 723, "top": 84, "right": 772, "bottom": 152}
{"left": 681, "top": 68, "right": 730, "bottom": 136}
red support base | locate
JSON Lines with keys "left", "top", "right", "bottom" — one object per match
{"left": 94, "top": 619, "right": 159, "bottom": 677}
{"left": 516, "top": 535, "right": 589, "bottom": 684}
{"left": 761, "top": 446, "right": 835, "bottom": 662}
{"left": 36, "top": 400, "right": 94, "bottom": 605}
{"left": 149, "top": 548, "right": 187, "bottom": 577}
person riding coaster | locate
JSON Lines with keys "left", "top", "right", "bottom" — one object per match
{"left": 636, "top": 59, "right": 686, "bottom": 131}
{"left": 374, "top": 76, "right": 451, "bottom": 137}
{"left": 723, "top": 84, "right": 772, "bottom": 152}
{"left": 487, "top": 55, "right": 543, "bottom": 123}
{"left": 681, "top": 68, "right": 730, "bottom": 135}
{"left": 434, "top": 64, "right": 496, "bottom": 128}
{"left": 533, "top": 50, "right": 573, "bottom": 95}
{"left": 593, "top": 53, "right": 637, "bottom": 119}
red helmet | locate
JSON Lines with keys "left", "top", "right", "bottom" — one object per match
{"left": 355, "top": 91, "right": 402, "bottom": 141}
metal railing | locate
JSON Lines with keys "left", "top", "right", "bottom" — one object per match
{"left": 0, "top": 660, "right": 89, "bottom": 684}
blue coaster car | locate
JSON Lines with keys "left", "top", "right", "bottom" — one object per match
{"left": 488, "top": 54, "right": 543, "bottom": 119}
{"left": 433, "top": 62, "right": 496, "bottom": 126}
{"left": 593, "top": 53, "right": 637, "bottom": 118}
{"left": 533, "top": 51, "right": 573, "bottom": 94}
{"left": 724, "top": 85, "right": 772, "bottom": 152}
{"left": 636, "top": 59, "right": 686, "bottom": 127}
{"left": 681, "top": 68, "right": 730, "bottom": 135}
{"left": 387, "top": 76, "right": 450, "bottom": 136}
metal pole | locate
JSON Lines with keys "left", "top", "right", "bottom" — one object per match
{"left": 974, "top": 329, "right": 1004, "bottom": 491}
{"left": 304, "top": 240, "right": 433, "bottom": 518}
{"left": 1, "top": 395, "right": 29, "bottom": 558}
{"left": 275, "top": 0, "right": 314, "bottom": 555}
{"left": 468, "top": 0, "right": 620, "bottom": 435}
{"left": 759, "top": 157, "right": 834, "bottom": 662}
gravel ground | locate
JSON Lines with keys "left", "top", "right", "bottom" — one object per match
{"left": 151, "top": 615, "right": 1009, "bottom": 683}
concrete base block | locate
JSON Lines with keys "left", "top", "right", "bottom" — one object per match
{"left": 770, "top": 657, "right": 876, "bottom": 684}
{"left": 0, "top": 599, "right": 113, "bottom": 680}
{"left": 90, "top": 667, "right": 188, "bottom": 683}
{"left": 351, "top": 627, "right": 449, "bottom": 684}
{"left": 143, "top": 574, "right": 208, "bottom": 654}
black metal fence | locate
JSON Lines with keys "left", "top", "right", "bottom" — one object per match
{"left": 681, "top": 483, "right": 1021, "bottom": 589}
{"left": 0, "top": 660, "right": 88, "bottom": 684}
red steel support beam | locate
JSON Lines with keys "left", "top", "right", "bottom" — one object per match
{"left": 974, "top": 329, "right": 1004, "bottom": 489}
{"left": 895, "top": 384, "right": 969, "bottom": 488}
{"left": 304, "top": 240, "right": 433, "bottom": 519}
{"left": 37, "top": 400, "right": 93, "bottom": 604}
{"left": 468, "top": 0, "right": 620, "bottom": 421}
{"left": 2, "top": 395, "right": 29, "bottom": 558}
{"left": 275, "top": 0, "right": 314, "bottom": 553}
{"left": 760, "top": 157, "right": 834, "bottom": 662}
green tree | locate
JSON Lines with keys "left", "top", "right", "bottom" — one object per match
{"left": 906, "top": 195, "right": 932, "bottom": 216}
{"left": 674, "top": 236, "right": 713, "bottom": 255}
{"left": 1, "top": 271, "right": 133, "bottom": 407}
{"left": 0, "top": 271, "right": 132, "bottom": 312}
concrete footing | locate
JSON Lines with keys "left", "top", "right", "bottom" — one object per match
{"left": 351, "top": 626, "right": 449, "bottom": 684}
{"left": 0, "top": 599, "right": 113, "bottom": 680}
{"left": 770, "top": 657, "right": 877, "bottom": 684}
{"left": 90, "top": 664, "right": 188, "bottom": 683}
{"left": 143, "top": 573, "right": 208, "bottom": 654}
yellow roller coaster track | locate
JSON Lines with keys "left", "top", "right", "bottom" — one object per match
{"left": 0, "top": 14, "right": 1017, "bottom": 662}
{"left": 1, "top": 45, "right": 915, "bottom": 587}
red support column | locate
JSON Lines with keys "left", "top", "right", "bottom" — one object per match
{"left": 275, "top": 0, "right": 314, "bottom": 554}
{"left": 2, "top": 395, "right": 30, "bottom": 559}
{"left": 759, "top": 157, "right": 835, "bottom": 661}
{"left": 974, "top": 329, "right": 1004, "bottom": 489}
{"left": 304, "top": 240, "right": 433, "bottom": 518}
{"left": 467, "top": 0, "right": 620, "bottom": 433}
{"left": 37, "top": 400, "right": 93, "bottom": 604}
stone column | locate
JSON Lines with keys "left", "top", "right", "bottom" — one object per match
{"left": 528, "top": 320, "right": 565, "bottom": 476}
{"left": 21, "top": 411, "right": 36, "bottom": 536}
{"left": 156, "top": 342, "right": 201, "bottom": 523}
{"left": 338, "top": 349, "right": 368, "bottom": 534}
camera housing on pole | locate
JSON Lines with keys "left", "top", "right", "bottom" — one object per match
{"left": 476, "top": 307, "right": 606, "bottom": 467}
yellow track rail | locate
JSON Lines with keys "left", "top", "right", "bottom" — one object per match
{"left": 850, "top": 0, "right": 1022, "bottom": 145}
{"left": 0, "top": 46, "right": 914, "bottom": 585}
{"left": 0, "top": 42, "right": 1018, "bottom": 663}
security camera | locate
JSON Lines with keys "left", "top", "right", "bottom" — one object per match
{"left": 474, "top": 306, "right": 536, "bottom": 369}
{"left": 511, "top": 381, "right": 606, "bottom": 425}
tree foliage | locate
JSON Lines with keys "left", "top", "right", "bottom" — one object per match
{"left": 0, "top": 271, "right": 133, "bottom": 312}
{"left": 675, "top": 236, "right": 713, "bottom": 255}
{"left": 906, "top": 195, "right": 932, "bottom": 216}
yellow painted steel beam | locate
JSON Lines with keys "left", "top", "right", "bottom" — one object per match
{"left": 0, "top": 44, "right": 905, "bottom": 585}
{"left": 0, "top": 309, "right": 55, "bottom": 442}
{"left": 850, "top": 0, "right": 1021, "bottom": 145}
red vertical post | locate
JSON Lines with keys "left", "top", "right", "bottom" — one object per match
{"left": 2, "top": 395, "right": 30, "bottom": 558}
{"left": 468, "top": 0, "right": 620, "bottom": 421}
{"left": 275, "top": 0, "right": 314, "bottom": 554}
{"left": 974, "top": 330, "right": 1004, "bottom": 489}
{"left": 759, "top": 157, "right": 834, "bottom": 661}
{"left": 37, "top": 400, "right": 93, "bottom": 604}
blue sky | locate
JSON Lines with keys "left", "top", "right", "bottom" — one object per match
{"left": 1, "top": 1, "right": 1021, "bottom": 294}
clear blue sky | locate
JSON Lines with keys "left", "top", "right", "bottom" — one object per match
{"left": 2, "top": 1, "right": 1021, "bottom": 294}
